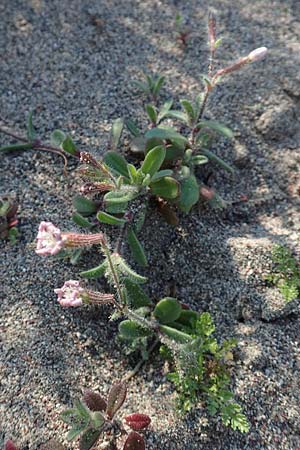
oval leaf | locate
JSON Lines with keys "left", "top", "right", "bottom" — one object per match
{"left": 62, "top": 135, "right": 79, "bottom": 156}
{"left": 150, "top": 177, "right": 179, "bottom": 199}
{"left": 72, "top": 212, "right": 93, "bottom": 228}
{"left": 73, "top": 196, "right": 98, "bottom": 216}
{"left": 104, "top": 151, "right": 129, "bottom": 178}
{"left": 97, "top": 211, "right": 126, "bottom": 226}
{"left": 83, "top": 390, "right": 107, "bottom": 412}
{"left": 79, "top": 429, "right": 101, "bottom": 450}
{"left": 119, "top": 320, "right": 151, "bottom": 340}
{"left": 178, "top": 175, "right": 199, "bottom": 213}
{"left": 50, "top": 129, "right": 66, "bottom": 147}
{"left": 106, "top": 382, "right": 127, "bottom": 419}
{"left": 141, "top": 145, "right": 166, "bottom": 178}
{"left": 154, "top": 297, "right": 182, "bottom": 324}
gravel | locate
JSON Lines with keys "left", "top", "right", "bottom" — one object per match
{"left": 1, "top": 1, "right": 300, "bottom": 449}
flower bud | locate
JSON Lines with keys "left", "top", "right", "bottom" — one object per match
{"left": 248, "top": 46, "right": 268, "bottom": 62}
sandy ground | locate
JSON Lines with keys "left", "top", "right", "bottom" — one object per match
{"left": 1, "top": 1, "right": 300, "bottom": 449}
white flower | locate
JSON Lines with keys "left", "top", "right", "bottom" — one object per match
{"left": 36, "top": 221, "right": 64, "bottom": 256}
{"left": 54, "top": 280, "right": 84, "bottom": 307}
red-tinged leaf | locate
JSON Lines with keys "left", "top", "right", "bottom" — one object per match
{"left": 123, "top": 432, "right": 145, "bottom": 450}
{"left": 5, "top": 441, "right": 17, "bottom": 450}
{"left": 106, "top": 382, "right": 127, "bottom": 419}
{"left": 83, "top": 390, "right": 107, "bottom": 412}
{"left": 125, "top": 413, "right": 151, "bottom": 431}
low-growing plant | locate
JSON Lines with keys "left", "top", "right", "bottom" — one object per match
{"left": 60, "top": 381, "right": 150, "bottom": 450}
{"left": 266, "top": 245, "right": 300, "bottom": 302}
{"left": 0, "top": 13, "right": 268, "bottom": 435}
{"left": 174, "top": 13, "right": 191, "bottom": 49}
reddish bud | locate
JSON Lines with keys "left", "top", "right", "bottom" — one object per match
{"left": 200, "top": 186, "right": 215, "bottom": 201}
{"left": 124, "top": 413, "right": 151, "bottom": 431}
{"left": 5, "top": 441, "right": 18, "bottom": 450}
{"left": 123, "top": 432, "right": 145, "bottom": 450}
{"left": 83, "top": 389, "right": 107, "bottom": 412}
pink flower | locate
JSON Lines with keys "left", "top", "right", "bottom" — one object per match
{"left": 54, "top": 280, "right": 84, "bottom": 307}
{"left": 36, "top": 221, "right": 64, "bottom": 256}
{"left": 248, "top": 47, "right": 268, "bottom": 62}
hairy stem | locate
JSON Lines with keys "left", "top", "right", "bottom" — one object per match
{"left": 123, "top": 338, "right": 160, "bottom": 381}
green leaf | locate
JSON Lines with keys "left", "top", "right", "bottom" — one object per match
{"left": 124, "top": 278, "right": 152, "bottom": 308}
{"left": 119, "top": 320, "right": 151, "bottom": 340}
{"left": 178, "top": 175, "right": 199, "bottom": 213}
{"left": 165, "top": 110, "right": 188, "bottom": 123}
{"left": 72, "top": 212, "right": 94, "bottom": 228}
{"left": 104, "top": 189, "right": 138, "bottom": 204}
{"left": 79, "top": 429, "right": 101, "bottom": 450}
{"left": 60, "top": 408, "right": 78, "bottom": 425}
{"left": 196, "top": 120, "right": 233, "bottom": 139}
{"left": 0, "top": 143, "right": 33, "bottom": 152}
{"left": 127, "top": 226, "right": 148, "bottom": 267}
{"left": 130, "top": 136, "right": 146, "bottom": 154}
{"left": 150, "top": 177, "right": 179, "bottom": 199}
{"left": 125, "top": 119, "right": 141, "bottom": 137}
{"left": 154, "top": 298, "right": 182, "bottom": 324}
{"left": 97, "top": 211, "right": 126, "bottom": 226}
{"left": 67, "top": 427, "right": 83, "bottom": 442}
{"left": 165, "top": 144, "right": 185, "bottom": 161}
{"left": 151, "top": 169, "right": 173, "bottom": 182}
{"left": 70, "top": 249, "right": 82, "bottom": 265}
{"left": 127, "top": 163, "right": 138, "bottom": 182}
{"left": 145, "top": 104, "right": 158, "bottom": 124}
{"left": 157, "top": 99, "right": 173, "bottom": 123}
{"left": 73, "top": 196, "right": 98, "bottom": 216}
{"left": 90, "top": 411, "right": 105, "bottom": 429}
{"left": 191, "top": 155, "right": 209, "bottom": 166}
{"left": 75, "top": 399, "right": 91, "bottom": 421}
{"left": 141, "top": 145, "right": 166, "bottom": 178}
{"left": 176, "top": 310, "right": 199, "bottom": 327}
{"left": 200, "top": 149, "right": 234, "bottom": 174}
{"left": 27, "top": 112, "right": 36, "bottom": 141}
{"left": 103, "top": 151, "right": 129, "bottom": 178}
{"left": 145, "top": 127, "right": 188, "bottom": 148}
{"left": 132, "top": 80, "right": 149, "bottom": 94}
{"left": 110, "top": 118, "right": 124, "bottom": 150}
{"left": 153, "top": 75, "right": 165, "bottom": 96}
{"left": 180, "top": 99, "right": 196, "bottom": 124}
{"left": 80, "top": 260, "right": 107, "bottom": 279}
{"left": 159, "top": 325, "right": 193, "bottom": 343}
{"left": 62, "top": 135, "right": 78, "bottom": 156}
{"left": 114, "top": 255, "right": 147, "bottom": 284}
{"left": 106, "top": 201, "right": 128, "bottom": 214}
{"left": 50, "top": 129, "right": 66, "bottom": 147}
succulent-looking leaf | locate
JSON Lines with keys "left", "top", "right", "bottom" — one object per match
{"left": 97, "top": 211, "right": 126, "bottom": 226}
{"left": 26, "top": 112, "right": 36, "bottom": 141}
{"left": 150, "top": 176, "right": 179, "bottom": 199}
{"left": 145, "top": 104, "right": 157, "bottom": 124}
{"left": 5, "top": 440, "right": 18, "bottom": 450}
{"left": 141, "top": 145, "right": 166, "bottom": 178}
{"left": 104, "top": 189, "right": 138, "bottom": 204}
{"left": 154, "top": 297, "right": 182, "bottom": 324}
{"left": 119, "top": 320, "right": 151, "bottom": 340}
{"left": 62, "top": 135, "right": 78, "bottom": 156}
{"left": 106, "top": 201, "right": 128, "bottom": 214}
{"left": 127, "top": 226, "right": 148, "bottom": 267}
{"left": 178, "top": 175, "right": 200, "bottom": 213}
{"left": 50, "top": 129, "right": 66, "bottom": 147}
{"left": 200, "top": 149, "right": 234, "bottom": 174}
{"left": 73, "top": 196, "right": 98, "bottom": 216}
{"left": 72, "top": 212, "right": 94, "bottom": 228}
{"left": 80, "top": 260, "right": 107, "bottom": 279}
{"left": 159, "top": 325, "right": 193, "bottom": 343}
{"left": 106, "top": 382, "right": 127, "bottom": 419}
{"left": 104, "top": 151, "right": 129, "bottom": 178}
{"left": 145, "top": 127, "right": 188, "bottom": 149}
{"left": 124, "top": 278, "right": 152, "bottom": 308}
{"left": 83, "top": 390, "right": 107, "bottom": 412}
{"left": 123, "top": 432, "right": 145, "bottom": 450}
{"left": 191, "top": 155, "right": 209, "bottom": 166}
{"left": 125, "top": 119, "right": 141, "bottom": 137}
{"left": 79, "top": 429, "right": 101, "bottom": 450}
{"left": 110, "top": 118, "right": 124, "bottom": 150}
{"left": 125, "top": 413, "right": 151, "bottom": 431}
{"left": 127, "top": 163, "right": 138, "bottom": 182}
{"left": 151, "top": 169, "right": 173, "bottom": 182}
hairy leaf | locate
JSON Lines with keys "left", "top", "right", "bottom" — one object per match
{"left": 141, "top": 145, "right": 166, "bottom": 178}
{"left": 80, "top": 260, "right": 107, "bottom": 279}
{"left": 104, "top": 151, "right": 129, "bottom": 178}
{"left": 154, "top": 297, "right": 182, "bottom": 324}
{"left": 123, "top": 432, "right": 145, "bottom": 450}
{"left": 125, "top": 413, "right": 151, "bottom": 431}
{"left": 73, "top": 196, "right": 98, "bottom": 216}
{"left": 97, "top": 211, "right": 126, "bottom": 226}
{"left": 72, "top": 212, "right": 94, "bottom": 228}
{"left": 127, "top": 226, "right": 148, "bottom": 267}
{"left": 119, "top": 319, "right": 151, "bottom": 340}
{"left": 124, "top": 278, "right": 152, "bottom": 308}
{"left": 106, "top": 382, "right": 127, "bottom": 419}
{"left": 83, "top": 390, "right": 107, "bottom": 412}
{"left": 79, "top": 429, "right": 101, "bottom": 450}
{"left": 159, "top": 325, "right": 193, "bottom": 343}
{"left": 110, "top": 118, "right": 124, "bottom": 150}
{"left": 150, "top": 177, "right": 179, "bottom": 199}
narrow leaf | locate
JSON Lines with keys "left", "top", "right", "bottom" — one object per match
{"left": 125, "top": 119, "right": 141, "bottom": 137}
{"left": 116, "top": 256, "right": 147, "bottom": 284}
{"left": 67, "top": 427, "right": 84, "bottom": 442}
{"left": 110, "top": 118, "right": 124, "bottom": 150}
{"left": 106, "top": 382, "right": 127, "bottom": 419}
{"left": 80, "top": 260, "right": 107, "bottom": 279}
{"left": 157, "top": 99, "right": 173, "bottom": 123}
{"left": 104, "top": 189, "right": 137, "bottom": 204}
{"left": 153, "top": 75, "right": 165, "bottom": 96}
{"left": 200, "top": 148, "right": 234, "bottom": 174}
{"left": 178, "top": 175, "right": 199, "bottom": 213}
{"left": 151, "top": 169, "right": 173, "bottom": 182}
{"left": 97, "top": 211, "right": 126, "bottom": 226}
{"left": 165, "top": 110, "right": 188, "bottom": 123}
{"left": 62, "top": 135, "right": 78, "bottom": 156}
{"left": 72, "top": 212, "right": 94, "bottom": 228}
{"left": 145, "top": 104, "right": 157, "bottom": 124}
{"left": 124, "top": 278, "right": 152, "bottom": 308}
{"left": 159, "top": 325, "right": 193, "bottom": 343}
{"left": 127, "top": 226, "right": 148, "bottom": 267}
{"left": 180, "top": 99, "right": 195, "bottom": 124}
{"left": 196, "top": 120, "right": 233, "bottom": 139}
{"left": 141, "top": 145, "right": 166, "bottom": 178}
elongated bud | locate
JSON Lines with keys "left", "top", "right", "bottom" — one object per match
{"left": 54, "top": 280, "right": 114, "bottom": 307}
{"left": 62, "top": 232, "right": 105, "bottom": 248}
{"left": 208, "top": 11, "right": 216, "bottom": 50}
{"left": 83, "top": 389, "right": 107, "bottom": 412}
